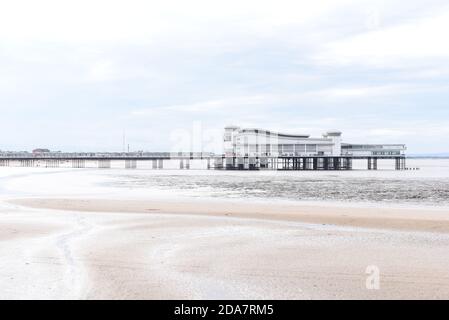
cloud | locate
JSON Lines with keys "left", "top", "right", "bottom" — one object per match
{"left": 86, "top": 60, "right": 117, "bottom": 82}
{"left": 316, "top": 5, "right": 449, "bottom": 67}
{"left": 1, "top": 0, "right": 449, "bottom": 153}
{"left": 0, "top": 0, "right": 342, "bottom": 44}
{"left": 130, "top": 95, "right": 275, "bottom": 116}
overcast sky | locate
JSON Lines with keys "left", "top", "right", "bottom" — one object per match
{"left": 1, "top": 0, "right": 449, "bottom": 154}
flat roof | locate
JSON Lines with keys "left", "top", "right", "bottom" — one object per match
{"left": 225, "top": 125, "right": 240, "bottom": 130}
{"left": 240, "top": 128, "right": 310, "bottom": 139}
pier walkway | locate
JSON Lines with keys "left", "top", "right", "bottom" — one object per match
{"left": 0, "top": 152, "right": 406, "bottom": 170}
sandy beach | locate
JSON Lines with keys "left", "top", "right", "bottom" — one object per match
{"left": 10, "top": 198, "right": 449, "bottom": 233}
{"left": 1, "top": 167, "right": 449, "bottom": 299}
{"left": 4, "top": 0, "right": 449, "bottom": 303}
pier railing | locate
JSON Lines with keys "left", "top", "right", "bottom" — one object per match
{"left": 0, "top": 152, "right": 214, "bottom": 160}
{"left": 0, "top": 152, "right": 407, "bottom": 170}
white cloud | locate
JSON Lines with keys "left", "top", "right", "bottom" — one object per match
{"left": 316, "top": 6, "right": 449, "bottom": 66}
{"left": 368, "top": 128, "right": 412, "bottom": 138}
{"left": 314, "top": 86, "right": 397, "bottom": 98}
{"left": 86, "top": 60, "right": 116, "bottom": 82}
{"left": 1, "top": 0, "right": 449, "bottom": 153}
{"left": 130, "top": 95, "right": 275, "bottom": 116}
{"left": 0, "top": 0, "right": 359, "bottom": 45}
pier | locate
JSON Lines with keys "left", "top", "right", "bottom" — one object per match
{"left": 0, "top": 126, "right": 408, "bottom": 171}
{"left": 0, "top": 152, "right": 406, "bottom": 170}
{"left": 217, "top": 155, "right": 405, "bottom": 170}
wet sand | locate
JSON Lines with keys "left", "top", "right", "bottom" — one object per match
{"left": 11, "top": 198, "right": 449, "bottom": 233}
{"left": 1, "top": 198, "right": 449, "bottom": 299}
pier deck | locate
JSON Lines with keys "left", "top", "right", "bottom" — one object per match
{"left": 0, "top": 152, "right": 406, "bottom": 170}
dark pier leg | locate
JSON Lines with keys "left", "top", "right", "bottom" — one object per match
{"left": 334, "top": 157, "right": 341, "bottom": 170}
{"left": 214, "top": 157, "right": 223, "bottom": 170}
{"left": 395, "top": 157, "right": 406, "bottom": 170}
{"left": 72, "top": 159, "right": 85, "bottom": 168}
{"left": 125, "top": 160, "right": 136, "bottom": 169}
{"left": 46, "top": 160, "right": 60, "bottom": 168}
{"left": 225, "top": 157, "right": 233, "bottom": 169}
{"left": 368, "top": 157, "right": 378, "bottom": 170}
{"left": 20, "top": 160, "right": 34, "bottom": 167}
{"left": 98, "top": 160, "right": 111, "bottom": 169}
{"left": 20, "top": 160, "right": 25, "bottom": 167}
{"left": 0, "top": 160, "right": 9, "bottom": 167}
{"left": 317, "top": 158, "right": 323, "bottom": 170}
{"left": 307, "top": 157, "right": 312, "bottom": 170}
{"left": 345, "top": 158, "right": 353, "bottom": 170}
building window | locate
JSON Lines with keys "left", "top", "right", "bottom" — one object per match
{"left": 306, "top": 144, "right": 317, "bottom": 153}
{"left": 282, "top": 144, "right": 294, "bottom": 153}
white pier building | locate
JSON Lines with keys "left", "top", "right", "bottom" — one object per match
{"left": 223, "top": 126, "right": 406, "bottom": 170}
{"left": 224, "top": 126, "right": 406, "bottom": 158}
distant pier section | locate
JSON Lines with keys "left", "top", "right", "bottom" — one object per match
{"left": 0, "top": 126, "right": 407, "bottom": 171}
{"left": 0, "top": 151, "right": 406, "bottom": 171}
{"left": 0, "top": 152, "right": 215, "bottom": 170}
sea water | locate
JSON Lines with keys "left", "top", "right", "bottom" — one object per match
{"left": 1, "top": 159, "right": 448, "bottom": 208}
{"left": 104, "top": 158, "right": 449, "bottom": 207}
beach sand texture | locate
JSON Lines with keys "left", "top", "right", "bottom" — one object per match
{"left": 1, "top": 166, "right": 449, "bottom": 299}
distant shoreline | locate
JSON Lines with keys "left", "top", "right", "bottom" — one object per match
{"left": 407, "top": 156, "right": 449, "bottom": 159}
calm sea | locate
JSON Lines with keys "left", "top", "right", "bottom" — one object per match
{"left": 107, "top": 158, "right": 449, "bottom": 207}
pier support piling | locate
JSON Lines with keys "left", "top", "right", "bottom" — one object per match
{"left": 98, "top": 160, "right": 111, "bottom": 169}
{"left": 395, "top": 157, "right": 406, "bottom": 170}
{"left": 0, "top": 159, "right": 10, "bottom": 167}
{"left": 0, "top": 154, "right": 406, "bottom": 172}
{"left": 45, "top": 160, "right": 60, "bottom": 168}
{"left": 367, "top": 158, "right": 378, "bottom": 170}
{"left": 20, "top": 160, "right": 35, "bottom": 167}
{"left": 125, "top": 159, "right": 137, "bottom": 169}
{"left": 72, "top": 159, "right": 85, "bottom": 168}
